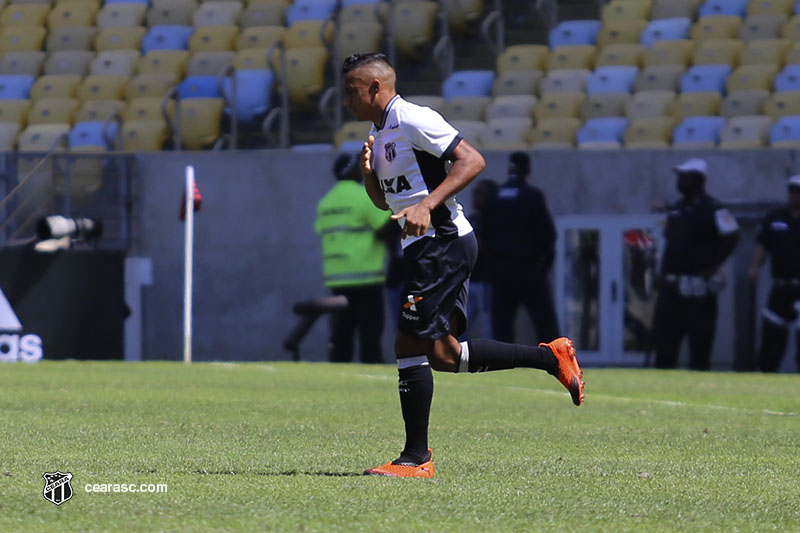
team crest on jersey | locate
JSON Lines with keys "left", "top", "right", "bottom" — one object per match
{"left": 384, "top": 142, "right": 396, "bottom": 162}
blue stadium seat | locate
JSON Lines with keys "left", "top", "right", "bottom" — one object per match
{"left": 774, "top": 65, "right": 800, "bottom": 91}
{"left": 69, "top": 121, "right": 118, "bottom": 150}
{"left": 0, "top": 74, "right": 34, "bottom": 99}
{"left": 223, "top": 69, "right": 275, "bottom": 124}
{"left": 796, "top": 0, "right": 800, "bottom": 14}
{"left": 577, "top": 117, "right": 628, "bottom": 147}
{"left": 698, "top": 0, "right": 748, "bottom": 17}
{"left": 441, "top": 70, "right": 495, "bottom": 100}
{"left": 142, "top": 26, "right": 193, "bottom": 53}
{"left": 640, "top": 17, "right": 692, "bottom": 47}
{"left": 680, "top": 65, "right": 732, "bottom": 93}
{"left": 672, "top": 116, "right": 726, "bottom": 145}
{"left": 549, "top": 20, "right": 602, "bottom": 47}
{"left": 178, "top": 75, "right": 221, "bottom": 99}
{"left": 286, "top": 0, "right": 337, "bottom": 25}
{"left": 770, "top": 116, "right": 800, "bottom": 144}
{"left": 342, "top": 0, "right": 380, "bottom": 5}
{"left": 586, "top": 66, "right": 638, "bottom": 95}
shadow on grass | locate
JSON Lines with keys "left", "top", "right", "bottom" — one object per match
{"left": 192, "top": 470, "right": 363, "bottom": 477}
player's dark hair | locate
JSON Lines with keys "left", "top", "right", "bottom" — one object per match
{"left": 341, "top": 53, "right": 393, "bottom": 75}
{"left": 509, "top": 151, "right": 530, "bottom": 177}
{"left": 333, "top": 153, "right": 360, "bottom": 181}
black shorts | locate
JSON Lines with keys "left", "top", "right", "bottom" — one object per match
{"left": 398, "top": 232, "right": 478, "bottom": 340}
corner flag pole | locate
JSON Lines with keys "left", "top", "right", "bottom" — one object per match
{"left": 183, "top": 165, "right": 195, "bottom": 364}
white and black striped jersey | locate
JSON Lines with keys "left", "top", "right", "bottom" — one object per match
{"left": 370, "top": 95, "right": 473, "bottom": 248}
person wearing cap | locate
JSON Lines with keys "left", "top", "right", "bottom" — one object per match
{"left": 314, "top": 153, "right": 392, "bottom": 363}
{"left": 652, "top": 158, "right": 740, "bottom": 370}
{"left": 484, "top": 151, "right": 560, "bottom": 344}
{"left": 747, "top": 175, "right": 800, "bottom": 372}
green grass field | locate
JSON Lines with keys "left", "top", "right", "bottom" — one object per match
{"left": 1, "top": 361, "right": 798, "bottom": 532}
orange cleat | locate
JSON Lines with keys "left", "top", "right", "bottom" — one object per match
{"left": 540, "top": 337, "right": 585, "bottom": 406}
{"left": 364, "top": 449, "right": 435, "bottom": 478}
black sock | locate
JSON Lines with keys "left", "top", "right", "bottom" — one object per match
{"left": 465, "top": 339, "right": 557, "bottom": 374}
{"left": 394, "top": 360, "right": 433, "bottom": 466}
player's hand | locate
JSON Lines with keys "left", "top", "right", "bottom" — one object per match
{"left": 392, "top": 201, "right": 431, "bottom": 238}
{"left": 360, "top": 135, "right": 375, "bottom": 178}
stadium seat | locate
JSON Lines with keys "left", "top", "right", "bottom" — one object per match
{"left": 27, "top": 97, "right": 79, "bottom": 125}
{"left": 177, "top": 75, "right": 220, "bottom": 99}
{"left": 0, "top": 26, "right": 45, "bottom": 51}
{"left": 120, "top": 119, "right": 169, "bottom": 151}
{"left": 769, "top": 115, "right": 800, "bottom": 146}
{"left": 334, "top": 120, "right": 371, "bottom": 150}
{"left": 0, "top": 122, "right": 20, "bottom": 151}
{"left": 77, "top": 75, "right": 128, "bottom": 101}
{"left": 0, "top": 52, "right": 45, "bottom": 77}
{"left": 193, "top": 1, "right": 242, "bottom": 27}
{"left": 549, "top": 20, "right": 602, "bottom": 47}
{"left": 178, "top": 97, "right": 224, "bottom": 149}
{"left": 692, "top": 16, "right": 743, "bottom": 42}
{"left": 720, "top": 89, "right": 770, "bottom": 116}
{"left": 334, "top": 22, "right": 383, "bottom": 64}
{"left": 285, "top": 0, "right": 336, "bottom": 26}
{"left": 601, "top": 0, "right": 651, "bottom": 21}
{"left": 534, "top": 91, "right": 585, "bottom": 120}
{"left": 539, "top": 69, "right": 591, "bottom": 94}
{"left": 44, "top": 50, "right": 95, "bottom": 76}
{"left": 479, "top": 117, "right": 532, "bottom": 150}
{"left": 775, "top": 64, "right": 800, "bottom": 89}
{"left": 90, "top": 50, "right": 140, "bottom": 77}
{"left": 625, "top": 90, "right": 676, "bottom": 118}
{"left": 236, "top": 25, "right": 285, "bottom": 50}
{"left": 595, "top": 44, "right": 645, "bottom": 67}
{"left": 147, "top": 0, "right": 197, "bottom": 27}
{"left": 577, "top": 117, "right": 628, "bottom": 149}
{"left": 491, "top": 70, "right": 542, "bottom": 97}
{"left": 47, "top": 1, "right": 98, "bottom": 29}
{"left": 634, "top": 65, "right": 685, "bottom": 91}
{"left": 680, "top": 64, "right": 732, "bottom": 93}
{"left": 440, "top": 96, "right": 489, "bottom": 121}
{"left": 529, "top": 117, "right": 581, "bottom": 149}
{"left": 240, "top": 1, "right": 287, "bottom": 28}
{"left": 650, "top": 0, "right": 698, "bottom": 20}
{"left": 718, "top": 114, "right": 772, "bottom": 147}
{"left": 580, "top": 92, "right": 630, "bottom": 119}
{"left": 233, "top": 48, "right": 274, "bottom": 71}
{"left": 75, "top": 99, "right": 125, "bottom": 122}
{"left": 596, "top": 19, "right": 648, "bottom": 48}
{"left": 284, "top": 46, "right": 327, "bottom": 107}
{"left": 137, "top": 50, "right": 190, "bottom": 82}
{"left": 727, "top": 64, "right": 779, "bottom": 90}
{"left": 485, "top": 95, "right": 537, "bottom": 120}
{"left": 586, "top": 66, "right": 638, "bottom": 94}
{"left": 740, "top": 38, "right": 789, "bottom": 64}
{"left": 30, "top": 74, "right": 81, "bottom": 100}
{"left": 339, "top": 2, "right": 379, "bottom": 24}
{"left": 739, "top": 14, "right": 788, "bottom": 40}
{"left": 785, "top": 40, "right": 800, "bottom": 64}
{"left": 405, "top": 95, "right": 445, "bottom": 112}
{"left": 643, "top": 39, "right": 694, "bottom": 67}
{"left": 699, "top": 0, "right": 748, "bottom": 17}
{"left": 46, "top": 26, "right": 97, "bottom": 52}
{"left": 545, "top": 45, "right": 597, "bottom": 71}
{"left": 0, "top": 74, "right": 34, "bottom": 99}
{"left": 94, "top": 26, "right": 146, "bottom": 52}
{"left": 284, "top": 20, "right": 333, "bottom": 49}
{"left": 692, "top": 39, "right": 743, "bottom": 65}
{"left": 624, "top": 116, "right": 675, "bottom": 148}
{"left": 763, "top": 90, "right": 800, "bottom": 117}
{"left": 1, "top": 4, "right": 49, "bottom": 27}
{"left": 640, "top": 17, "right": 692, "bottom": 47}
{"left": 782, "top": 14, "right": 800, "bottom": 38}
{"left": 17, "top": 123, "right": 70, "bottom": 151}
{"left": 441, "top": 70, "right": 494, "bottom": 100}
{"left": 142, "top": 25, "right": 194, "bottom": 53}
{"left": 671, "top": 91, "right": 723, "bottom": 121}
{"left": 391, "top": 1, "right": 438, "bottom": 58}
{"left": 449, "top": 119, "right": 486, "bottom": 148}
{"left": 188, "top": 25, "right": 238, "bottom": 52}
{"left": 96, "top": 2, "right": 146, "bottom": 28}
{"left": 125, "top": 97, "right": 173, "bottom": 122}
{"left": 0, "top": 99, "right": 31, "bottom": 128}
{"left": 186, "top": 51, "right": 234, "bottom": 76}
{"left": 748, "top": 0, "right": 794, "bottom": 16}
{"left": 672, "top": 115, "right": 726, "bottom": 147}
{"left": 442, "top": 0, "right": 482, "bottom": 36}
{"left": 68, "top": 120, "right": 116, "bottom": 150}
{"left": 496, "top": 44, "right": 548, "bottom": 74}
{"left": 223, "top": 69, "right": 275, "bottom": 124}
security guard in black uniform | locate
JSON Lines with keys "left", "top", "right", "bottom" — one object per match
{"left": 748, "top": 175, "right": 800, "bottom": 372}
{"left": 652, "top": 158, "right": 740, "bottom": 370}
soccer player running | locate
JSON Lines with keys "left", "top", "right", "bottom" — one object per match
{"left": 342, "top": 53, "right": 585, "bottom": 478}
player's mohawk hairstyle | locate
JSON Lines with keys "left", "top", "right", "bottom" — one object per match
{"left": 341, "top": 53, "right": 393, "bottom": 75}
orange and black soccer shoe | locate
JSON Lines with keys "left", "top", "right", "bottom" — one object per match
{"left": 364, "top": 449, "right": 435, "bottom": 478}
{"left": 540, "top": 337, "right": 585, "bottom": 406}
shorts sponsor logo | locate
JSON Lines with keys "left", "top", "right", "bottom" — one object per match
{"left": 403, "top": 295, "right": 423, "bottom": 312}
{"left": 401, "top": 312, "right": 419, "bottom": 321}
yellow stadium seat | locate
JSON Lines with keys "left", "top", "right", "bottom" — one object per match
{"left": 539, "top": 68, "right": 591, "bottom": 94}
{"left": 597, "top": 19, "right": 647, "bottom": 47}
{"left": 339, "top": 2, "right": 377, "bottom": 25}
{"left": 440, "top": 96, "right": 489, "bottom": 121}
{"left": 634, "top": 65, "right": 685, "bottom": 92}
{"left": 77, "top": 74, "right": 128, "bottom": 101}
{"left": 240, "top": 1, "right": 287, "bottom": 28}
{"left": 186, "top": 51, "right": 234, "bottom": 76}
{"left": 580, "top": 92, "right": 630, "bottom": 120}
{"left": 47, "top": 1, "right": 98, "bottom": 29}
{"left": 479, "top": 117, "right": 532, "bottom": 150}
{"left": 719, "top": 115, "right": 772, "bottom": 148}
{"left": 146, "top": 0, "right": 197, "bottom": 26}
{"left": 546, "top": 45, "right": 596, "bottom": 71}
{"left": 31, "top": 74, "right": 82, "bottom": 100}
{"left": 406, "top": 95, "right": 445, "bottom": 111}
{"left": 0, "top": 122, "right": 20, "bottom": 151}
{"left": 285, "top": 20, "right": 332, "bottom": 49}
{"left": 233, "top": 48, "right": 273, "bottom": 70}
{"left": 1, "top": 4, "right": 49, "bottom": 27}
{"left": 284, "top": 46, "right": 327, "bottom": 107}
{"left": 137, "top": 50, "right": 190, "bottom": 81}
{"left": 335, "top": 22, "right": 383, "bottom": 64}
{"left": 727, "top": 64, "right": 778, "bottom": 91}
{"left": 625, "top": 90, "right": 676, "bottom": 119}
{"left": 449, "top": 119, "right": 486, "bottom": 148}
{"left": 120, "top": 119, "right": 169, "bottom": 151}
{"left": 17, "top": 123, "right": 70, "bottom": 151}
{"left": 46, "top": 26, "right": 96, "bottom": 52}
{"left": 491, "top": 70, "right": 542, "bottom": 96}
{"left": 643, "top": 39, "right": 694, "bottom": 67}
{"left": 601, "top": 0, "right": 651, "bottom": 22}
{"left": 529, "top": 117, "right": 581, "bottom": 149}
{"left": 443, "top": 0, "right": 482, "bottom": 36}
{"left": 90, "top": 50, "right": 140, "bottom": 76}
{"left": 236, "top": 25, "right": 285, "bottom": 50}
{"left": 740, "top": 38, "right": 789, "bottom": 64}
{"left": 0, "top": 99, "right": 30, "bottom": 127}
{"left": 784, "top": 40, "right": 800, "bottom": 63}
{"left": 650, "top": 0, "right": 698, "bottom": 20}
{"left": 94, "top": 26, "right": 146, "bottom": 52}
{"left": 747, "top": 0, "right": 794, "bottom": 16}
{"left": 595, "top": 43, "right": 645, "bottom": 67}
{"left": 763, "top": 90, "right": 800, "bottom": 117}
{"left": 691, "top": 16, "right": 742, "bottom": 42}
{"left": 534, "top": 92, "right": 585, "bottom": 120}
{"left": 496, "top": 45, "right": 548, "bottom": 74}
{"left": 333, "top": 120, "right": 371, "bottom": 148}
{"left": 692, "top": 39, "right": 743, "bottom": 66}
{"left": 624, "top": 116, "right": 674, "bottom": 148}
{"left": 0, "top": 26, "right": 45, "bottom": 51}
{"left": 0, "top": 51, "right": 45, "bottom": 76}
{"left": 75, "top": 99, "right": 124, "bottom": 122}
{"left": 193, "top": 1, "right": 241, "bottom": 27}
{"left": 739, "top": 14, "right": 787, "bottom": 41}
{"left": 189, "top": 25, "right": 238, "bottom": 52}
{"left": 781, "top": 15, "right": 800, "bottom": 40}
{"left": 671, "top": 92, "right": 722, "bottom": 122}
{"left": 485, "top": 95, "right": 537, "bottom": 120}
{"left": 125, "top": 97, "right": 173, "bottom": 122}
{"left": 392, "top": 1, "right": 438, "bottom": 58}
{"left": 720, "top": 89, "right": 769, "bottom": 116}
{"left": 126, "top": 74, "right": 176, "bottom": 100}
{"left": 44, "top": 50, "right": 94, "bottom": 76}
{"left": 178, "top": 97, "right": 224, "bottom": 149}
{"left": 27, "top": 97, "right": 79, "bottom": 125}
{"left": 96, "top": 2, "right": 146, "bottom": 28}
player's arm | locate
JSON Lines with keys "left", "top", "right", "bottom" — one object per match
{"left": 360, "top": 135, "right": 390, "bottom": 211}
{"left": 701, "top": 207, "right": 740, "bottom": 278}
{"left": 748, "top": 243, "right": 767, "bottom": 281}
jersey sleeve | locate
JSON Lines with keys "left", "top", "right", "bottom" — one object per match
{"left": 399, "top": 105, "right": 462, "bottom": 159}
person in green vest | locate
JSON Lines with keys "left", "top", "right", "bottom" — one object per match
{"left": 315, "top": 153, "right": 392, "bottom": 363}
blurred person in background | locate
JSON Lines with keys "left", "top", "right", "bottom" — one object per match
{"left": 466, "top": 179, "right": 497, "bottom": 338}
